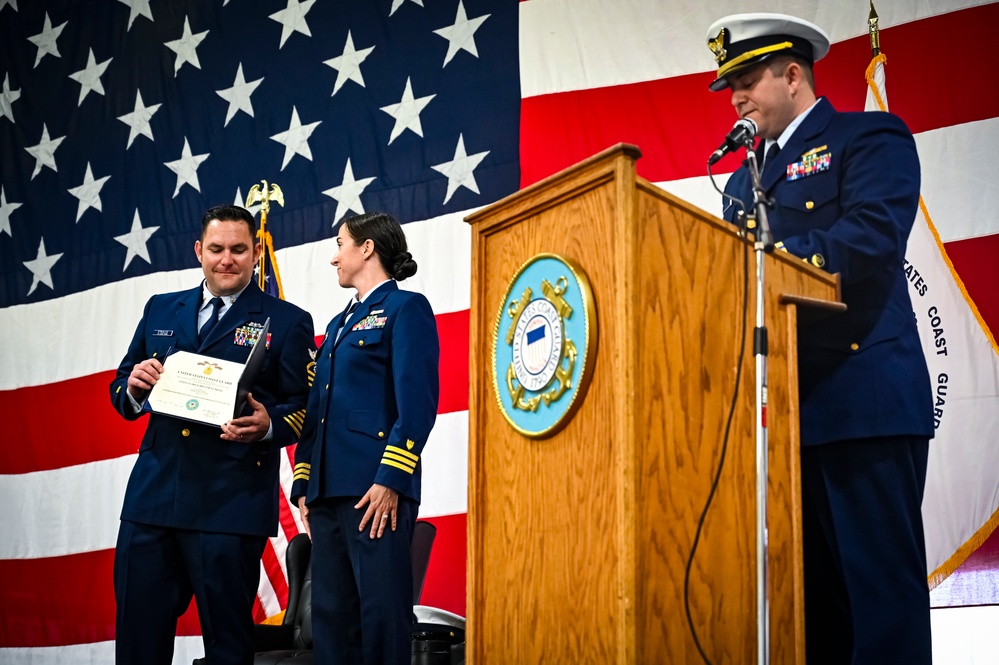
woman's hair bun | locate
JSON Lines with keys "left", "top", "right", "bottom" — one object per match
{"left": 392, "top": 251, "right": 417, "bottom": 281}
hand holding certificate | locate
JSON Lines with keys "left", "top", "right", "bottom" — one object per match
{"left": 144, "top": 318, "right": 270, "bottom": 427}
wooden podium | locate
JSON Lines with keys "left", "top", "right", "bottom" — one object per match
{"left": 464, "top": 145, "right": 842, "bottom": 664}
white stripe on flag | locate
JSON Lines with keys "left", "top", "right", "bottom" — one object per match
{"left": 0, "top": 412, "right": 470, "bottom": 558}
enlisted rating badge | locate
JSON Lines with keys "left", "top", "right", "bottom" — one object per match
{"left": 492, "top": 253, "right": 596, "bottom": 438}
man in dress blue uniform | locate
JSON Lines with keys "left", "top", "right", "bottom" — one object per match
{"left": 109, "top": 204, "right": 317, "bottom": 665}
{"left": 706, "top": 14, "right": 935, "bottom": 663}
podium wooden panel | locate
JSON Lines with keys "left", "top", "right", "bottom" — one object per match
{"left": 464, "top": 145, "right": 841, "bottom": 664}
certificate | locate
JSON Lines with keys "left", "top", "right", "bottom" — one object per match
{"left": 144, "top": 318, "right": 270, "bottom": 427}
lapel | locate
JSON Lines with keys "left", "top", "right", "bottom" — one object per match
{"left": 199, "top": 281, "right": 266, "bottom": 351}
{"left": 333, "top": 280, "right": 397, "bottom": 349}
{"left": 171, "top": 286, "right": 203, "bottom": 351}
{"left": 762, "top": 97, "right": 836, "bottom": 192}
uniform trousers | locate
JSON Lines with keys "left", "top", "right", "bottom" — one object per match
{"left": 308, "top": 496, "right": 417, "bottom": 665}
{"left": 113, "top": 520, "right": 265, "bottom": 665}
{"left": 801, "top": 435, "right": 931, "bottom": 664}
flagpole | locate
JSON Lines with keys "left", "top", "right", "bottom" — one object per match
{"left": 869, "top": 1, "right": 881, "bottom": 57}
{"left": 246, "top": 180, "right": 286, "bottom": 295}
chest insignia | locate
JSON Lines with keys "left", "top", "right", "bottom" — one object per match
{"left": 234, "top": 322, "right": 270, "bottom": 349}
{"left": 351, "top": 314, "right": 388, "bottom": 331}
{"left": 787, "top": 149, "right": 831, "bottom": 181}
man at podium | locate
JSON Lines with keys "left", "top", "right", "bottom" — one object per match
{"left": 706, "top": 14, "right": 934, "bottom": 664}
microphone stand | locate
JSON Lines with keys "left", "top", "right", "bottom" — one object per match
{"left": 743, "top": 146, "right": 775, "bottom": 665}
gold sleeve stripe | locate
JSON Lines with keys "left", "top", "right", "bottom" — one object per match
{"left": 293, "top": 472, "right": 310, "bottom": 481}
{"left": 383, "top": 451, "right": 417, "bottom": 469}
{"left": 385, "top": 445, "right": 418, "bottom": 462}
{"left": 294, "top": 463, "right": 311, "bottom": 470}
{"left": 283, "top": 417, "right": 302, "bottom": 437}
{"left": 286, "top": 410, "right": 305, "bottom": 427}
{"left": 381, "top": 458, "right": 415, "bottom": 475}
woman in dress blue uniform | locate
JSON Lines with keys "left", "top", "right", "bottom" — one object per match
{"left": 291, "top": 212, "right": 440, "bottom": 665}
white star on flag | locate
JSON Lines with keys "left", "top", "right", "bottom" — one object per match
{"left": 324, "top": 31, "right": 374, "bottom": 96}
{"left": 23, "top": 238, "right": 63, "bottom": 296}
{"left": 117, "top": 0, "right": 153, "bottom": 31}
{"left": 270, "top": 106, "right": 321, "bottom": 170}
{"left": 380, "top": 77, "right": 435, "bottom": 145}
{"left": 68, "top": 48, "right": 112, "bottom": 106}
{"left": 114, "top": 210, "right": 159, "bottom": 271}
{"left": 433, "top": 0, "right": 490, "bottom": 67}
{"left": 0, "top": 185, "right": 22, "bottom": 237}
{"left": 164, "top": 138, "right": 210, "bottom": 197}
{"left": 216, "top": 64, "right": 263, "bottom": 126}
{"left": 27, "top": 12, "right": 67, "bottom": 68}
{"left": 431, "top": 133, "right": 489, "bottom": 204}
{"left": 118, "top": 90, "right": 161, "bottom": 148}
{"left": 165, "top": 16, "right": 208, "bottom": 76}
{"left": 322, "top": 158, "right": 377, "bottom": 223}
{"left": 24, "top": 123, "right": 64, "bottom": 179}
{"left": 269, "top": 0, "right": 315, "bottom": 49}
{"left": 67, "top": 162, "right": 111, "bottom": 222}
{"left": 0, "top": 0, "right": 18, "bottom": 12}
{"left": 1, "top": 73, "right": 21, "bottom": 122}
{"left": 389, "top": 0, "right": 423, "bottom": 17}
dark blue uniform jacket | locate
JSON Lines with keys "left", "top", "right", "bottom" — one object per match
{"left": 723, "top": 98, "right": 933, "bottom": 446}
{"left": 291, "top": 281, "right": 440, "bottom": 505}
{"left": 109, "top": 281, "right": 316, "bottom": 537}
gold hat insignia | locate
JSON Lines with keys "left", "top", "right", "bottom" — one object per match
{"left": 708, "top": 28, "right": 727, "bottom": 64}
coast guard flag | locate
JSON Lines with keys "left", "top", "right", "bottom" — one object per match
{"left": 864, "top": 43, "right": 999, "bottom": 587}
{"left": 1, "top": 0, "right": 997, "bottom": 661}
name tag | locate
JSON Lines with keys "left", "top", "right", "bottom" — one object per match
{"left": 153, "top": 329, "right": 174, "bottom": 337}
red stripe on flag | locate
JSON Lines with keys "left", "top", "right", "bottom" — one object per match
{"left": 261, "top": 539, "right": 289, "bottom": 610}
{"left": 417, "top": 513, "right": 467, "bottom": 617}
{"left": 0, "top": 311, "right": 468, "bottom": 475}
{"left": 520, "top": 70, "right": 728, "bottom": 187}
{"left": 0, "top": 374, "right": 145, "bottom": 474}
{"left": 437, "top": 308, "right": 470, "bottom": 415}
{"left": 277, "top": 483, "right": 300, "bottom": 544}
{"left": 253, "top": 595, "right": 266, "bottom": 624}
{"left": 0, "top": 514, "right": 468, "bottom": 648}
{"left": 0, "top": 549, "right": 201, "bottom": 648}
{"left": 519, "top": 3, "right": 999, "bottom": 188}
{"left": 943, "top": 234, "right": 999, "bottom": 338}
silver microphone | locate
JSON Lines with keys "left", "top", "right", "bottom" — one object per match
{"left": 707, "top": 117, "right": 758, "bottom": 166}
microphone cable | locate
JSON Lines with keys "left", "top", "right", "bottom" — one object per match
{"left": 682, "top": 163, "right": 752, "bottom": 665}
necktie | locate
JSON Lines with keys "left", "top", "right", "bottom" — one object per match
{"left": 764, "top": 142, "right": 781, "bottom": 170}
{"left": 335, "top": 301, "right": 360, "bottom": 343}
{"left": 198, "top": 297, "right": 224, "bottom": 343}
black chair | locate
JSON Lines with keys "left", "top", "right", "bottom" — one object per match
{"left": 253, "top": 532, "right": 313, "bottom": 661}
{"left": 250, "top": 520, "right": 440, "bottom": 665}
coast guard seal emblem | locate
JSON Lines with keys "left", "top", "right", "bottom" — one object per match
{"left": 492, "top": 253, "right": 596, "bottom": 438}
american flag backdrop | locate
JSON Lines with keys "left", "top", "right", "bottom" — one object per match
{"left": 1, "top": 0, "right": 997, "bottom": 661}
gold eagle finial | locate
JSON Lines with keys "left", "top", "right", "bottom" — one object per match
{"left": 245, "top": 180, "right": 285, "bottom": 217}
